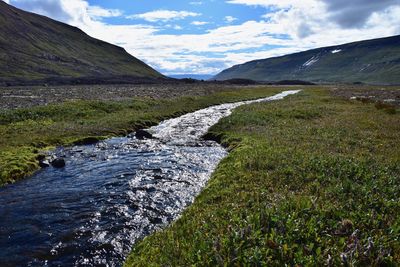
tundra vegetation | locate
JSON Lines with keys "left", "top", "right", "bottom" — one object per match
{"left": 1, "top": 85, "right": 398, "bottom": 265}
{"left": 125, "top": 88, "right": 400, "bottom": 266}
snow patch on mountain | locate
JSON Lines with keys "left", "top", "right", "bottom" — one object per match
{"left": 303, "top": 56, "right": 319, "bottom": 67}
{"left": 331, "top": 49, "right": 342, "bottom": 54}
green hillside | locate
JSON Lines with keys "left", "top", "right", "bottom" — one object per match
{"left": 0, "top": 1, "right": 163, "bottom": 85}
{"left": 214, "top": 35, "right": 400, "bottom": 85}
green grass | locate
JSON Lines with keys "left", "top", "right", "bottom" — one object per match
{"left": 0, "top": 86, "right": 283, "bottom": 186}
{"left": 125, "top": 88, "right": 400, "bottom": 266}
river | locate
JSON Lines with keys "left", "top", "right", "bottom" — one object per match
{"left": 0, "top": 90, "right": 300, "bottom": 266}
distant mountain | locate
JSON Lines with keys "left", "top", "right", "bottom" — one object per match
{"left": 214, "top": 35, "right": 400, "bottom": 85}
{"left": 0, "top": 1, "right": 164, "bottom": 85}
{"left": 169, "top": 74, "right": 214, "bottom": 80}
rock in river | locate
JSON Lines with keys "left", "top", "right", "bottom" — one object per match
{"left": 39, "top": 160, "right": 50, "bottom": 168}
{"left": 135, "top": 129, "right": 153, "bottom": 140}
{"left": 51, "top": 158, "right": 66, "bottom": 168}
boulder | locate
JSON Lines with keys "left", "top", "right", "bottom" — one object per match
{"left": 149, "top": 217, "right": 163, "bottom": 224}
{"left": 135, "top": 129, "right": 153, "bottom": 140}
{"left": 51, "top": 158, "right": 66, "bottom": 168}
{"left": 73, "top": 137, "right": 100, "bottom": 146}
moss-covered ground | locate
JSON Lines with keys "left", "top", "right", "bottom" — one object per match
{"left": 125, "top": 88, "right": 400, "bottom": 266}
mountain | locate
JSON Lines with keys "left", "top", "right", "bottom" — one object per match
{"left": 169, "top": 74, "right": 214, "bottom": 80}
{"left": 0, "top": 1, "right": 163, "bottom": 85}
{"left": 214, "top": 35, "right": 400, "bottom": 85}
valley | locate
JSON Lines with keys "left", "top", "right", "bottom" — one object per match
{"left": 0, "top": 0, "right": 399, "bottom": 266}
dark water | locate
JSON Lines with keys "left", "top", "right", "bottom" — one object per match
{"left": 0, "top": 90, "right": 299, "bottom": 267}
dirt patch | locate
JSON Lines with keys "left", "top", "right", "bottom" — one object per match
{"left": 0, "top": 83, "right": 241, "bottom": 110}
{"left": 330, "top": 86, "right": 400, "bottom": 107}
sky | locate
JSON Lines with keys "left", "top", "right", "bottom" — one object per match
{"left": 3, "top": 0, "right": 400, "bottom": 75}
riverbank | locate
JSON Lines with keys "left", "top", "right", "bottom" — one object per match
{"left": 0, "top": 85, "right": 284, "bottom": 186}
{"left": 125, "top": 88, "right": 400, "bottom": 265}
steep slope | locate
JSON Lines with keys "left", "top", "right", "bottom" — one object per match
{"left": 0, "top": 1, "right": 163, "bottom": 85}
{"left": 214, "top": 35, "right": 400, "bottom": 85}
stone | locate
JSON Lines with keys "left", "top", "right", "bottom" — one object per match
{"left": 149, "top": 217, "right": 163, "bottom": 224}
{"left": 73, "top": 137, "right": 100, "bottom": 146}
{"left": 135, "top": 129, "right": 153, "bottom": 140}
{"left": 51, "top": 158, "right": 66, "bottom": 168}
{"left": 39, "top": 160, "right": 50, "bottom": 168}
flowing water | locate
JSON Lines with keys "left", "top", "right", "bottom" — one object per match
{"left": 0, "top": 90, "right": 300, "bottom": 266}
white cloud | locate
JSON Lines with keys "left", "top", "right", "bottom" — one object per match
{"left": 224, "top": 16, "right": 237, "bottom": 23}
{"left": 127, "top": 10, "right": 200, "bottom": 22}
{"left": 225, "top": 0, "right": 313, "bottom": 8}
{"left": 173, "top": 25, "right": 183, "bottom": 30}
{"left": 189, "top": 1, "right": 203, "bottom": 5}
{"left": 191, "top": 21, "right": 209, "bottom": 26}
{"left": 165, "top": 24, "right": 183, "bottom": 30}
{"left": 2, "top": 0, "right": 10, "bottom": 4}
{"left": 87, "top": 5, "right": 122, "bottom": 18}
{"left": 86, "top": 20, "right": 306, "bottom": 74}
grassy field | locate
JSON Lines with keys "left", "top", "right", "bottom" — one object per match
{"left": 125, "top": 88, "right": 400, "bottom": 266}
{"left": 0, "top": 86, "right": 283, "bottom": 186}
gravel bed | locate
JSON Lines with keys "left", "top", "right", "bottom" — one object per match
{"left": 0, "top": 83, "right": 238, "bottom": 110}
{"left": 330, "top": 86, "right": 400, "bottom": 107}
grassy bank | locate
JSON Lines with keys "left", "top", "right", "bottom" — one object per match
{"left": 125, "top": 88, "right": 400, "bottom": 265}
{"left": 0, "top": 86, "right": 283, "bottom": 186}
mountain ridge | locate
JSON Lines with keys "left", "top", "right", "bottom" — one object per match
{"left": 0, "top": 1, "right": 164, "bottom": 85}
{"left": 214, "top": 35, "right": 400, "bottom": 85}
